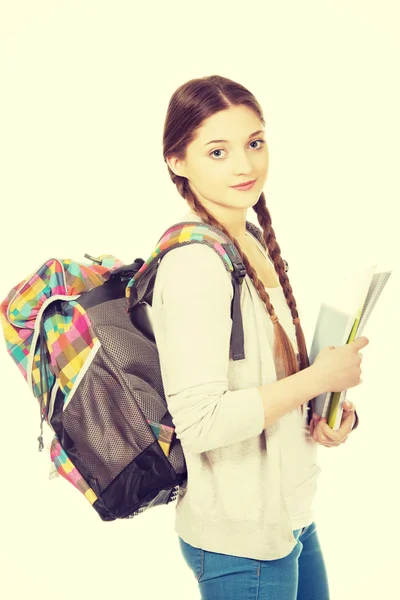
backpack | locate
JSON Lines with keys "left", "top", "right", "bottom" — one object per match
{"left": 1, "top": 219, "right": 283, "bottom": 522}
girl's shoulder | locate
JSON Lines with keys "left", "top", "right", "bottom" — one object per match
{"left": 156, "top": 240, "right": 233, "bottom": 296}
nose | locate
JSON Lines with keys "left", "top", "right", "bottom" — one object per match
{"left": 232, "top": 151, "right": 255, "bottom": 175}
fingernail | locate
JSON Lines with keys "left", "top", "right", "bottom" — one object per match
{"left": 345, "top": 401, "right": 353, "bottom": 409}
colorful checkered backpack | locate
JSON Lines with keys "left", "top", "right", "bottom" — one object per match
{"left": 1, "top": 219, "right": 280, "bottom": 522}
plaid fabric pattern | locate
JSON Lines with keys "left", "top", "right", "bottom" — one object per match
{"left": 39, "top": 301, "right": 99, "bottom": 398}
{"left": 146, "top": 419, "right": 175, "bottom": 457}
{"left": 126, "top": 222, "right": 236, "bottom": 302}
{"left": 50, "top": 434, "right": 98, "bottom": 505}
{"left": 0, "top": 255, "right": 122, "bottom": 406}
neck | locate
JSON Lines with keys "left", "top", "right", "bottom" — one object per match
{"left": 188, "top": 203, "right": 248, "bottom": 242}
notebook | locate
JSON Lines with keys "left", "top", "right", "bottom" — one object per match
{"left": 309, "top": 303, "right": 356, "bottom": 419}
{"left": 308, "top": 266, "right": 392, "bottom": 429}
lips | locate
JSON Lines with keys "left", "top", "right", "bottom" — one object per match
{"left": 230, "top": 179, "right": 256, "bottom": 188}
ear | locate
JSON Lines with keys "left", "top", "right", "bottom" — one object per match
{"left": 166, "top": 155, "right": 186, "bottom": 178}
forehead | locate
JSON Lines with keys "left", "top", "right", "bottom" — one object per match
{"left": 193, "top": 105, "right": 264, "bottom": 144}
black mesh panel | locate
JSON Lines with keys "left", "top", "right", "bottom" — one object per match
{"left": 62, "top": 296, "right": 186, "bottom": 492}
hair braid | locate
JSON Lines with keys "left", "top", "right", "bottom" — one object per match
{"left": 173, "top": 175, "right": 304, "bottom": 380}
{"left": 253, "top": 193, "right": 310, "bottom": 372}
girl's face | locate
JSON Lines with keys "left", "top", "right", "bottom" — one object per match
{"left": 168, "top": 104, "right": 269, "bottom": 217}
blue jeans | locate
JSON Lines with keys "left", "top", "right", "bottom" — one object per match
{"left": 178, "top": 521, "right": 330, "bottom": 600}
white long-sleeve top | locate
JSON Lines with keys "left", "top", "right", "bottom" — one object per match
{"left": 151, "top": 208, "right": 321, "bottom": 560}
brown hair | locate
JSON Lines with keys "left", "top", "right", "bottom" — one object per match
{"left": 162, "top": 75, "right": 310, "bottom": 380}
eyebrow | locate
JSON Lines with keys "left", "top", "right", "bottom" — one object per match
{"left": 204, "top": 130, "right": 265, "bottom": 146}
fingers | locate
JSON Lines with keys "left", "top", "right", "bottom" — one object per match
{"left": 310, "top": 413, "right": 321, "bottom": 436}
{"left": 353, "top": 336, "right": 369, "bottom": 351}
{"left": 312, "top": 409, "right": 354, "bottom": 445}
{"left": 313, "top": 422, "right": 341, "bottom": 444}
{"left": 314, "top": 431, "right": 337, "bottom": 447}
{"left": 343, "top": 400, "right": 357, "bottom": 429}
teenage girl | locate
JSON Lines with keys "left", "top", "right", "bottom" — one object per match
{"left": 151, "top": 75, "right": 368, "bottom": 600}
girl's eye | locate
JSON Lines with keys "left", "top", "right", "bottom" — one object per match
{"left": 209, "top": 139, "right": 265, "bottom": 159}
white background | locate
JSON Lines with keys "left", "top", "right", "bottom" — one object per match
{"left": 0, "top": 1, "right": 399, "bottom": 599}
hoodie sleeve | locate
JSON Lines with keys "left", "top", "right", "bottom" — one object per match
{"left": 151, "top": 241, "right": 265, "bottom": 455}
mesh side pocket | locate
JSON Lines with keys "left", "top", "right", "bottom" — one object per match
{"left": 62, "top": 349, "right": 157, "bottom": 491}
{"left": 86, "top": 297, "right": 187, "bottom": 477}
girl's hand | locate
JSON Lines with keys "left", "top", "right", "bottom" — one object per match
{"left": 309, "top": 401, "right": 357, "bottom": 447}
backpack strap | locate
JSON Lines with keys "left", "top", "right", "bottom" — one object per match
{"left": 126, "top": 221, "right": 247, "bottom": 361}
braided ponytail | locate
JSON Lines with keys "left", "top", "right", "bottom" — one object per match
{"left": 173, "top": 175, "right": 309, "bottom": 380}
